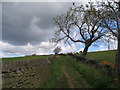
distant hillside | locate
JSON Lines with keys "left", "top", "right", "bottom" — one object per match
{"left": 1, "top": 50, "right": 117, "bottom": 64}
{"left": 1, "top": 55, "right": 51, "bottom": 61}
{"left": 86, "top": 50, "right": 117, "bottom": 64}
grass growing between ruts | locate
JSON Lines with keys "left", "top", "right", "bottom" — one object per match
{"left": 39, "top": 56, "right": 69, "bottom": 88}
{"left": 63, "top": 56, "right": 92, "bottom": 88}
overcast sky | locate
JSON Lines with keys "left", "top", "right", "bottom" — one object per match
{"left": 1, "top": 1, "right": 117, "bottom": 58}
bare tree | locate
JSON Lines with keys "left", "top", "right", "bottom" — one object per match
{"left": 53, "top": 47, "right": 61, "bottom": 55}
{"left": 97, "top": 0, "right": 120, "bottom": 82}
{"left": 98, "top": 0, "right": 119, "bottom": 39}
{"left": 118, "top": 1, "right": 120, "bottom": 81}
{"left": 51, "top": 3, "right": 108, "bottom": 56}
{"left": 108, "top": 0, "right": 120, "bottom": 82}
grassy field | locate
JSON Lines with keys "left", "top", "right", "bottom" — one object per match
{"left": 1, "top": 50, "right": 116, "bottom": 62}
{"left": 1, "top": 55, "right": 51, "bottom": 61}
{"left": 86, "top": 50, "right": 117, "bottom": 64}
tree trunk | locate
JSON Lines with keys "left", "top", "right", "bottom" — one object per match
{"left": 82, "top": 45, "right": 89, "bottom": 57}
{"left": 117, "top": 1, "right": 120, "bottom": 82}
{"left": 117, "top": 27, "right": 120, "bottom": 82}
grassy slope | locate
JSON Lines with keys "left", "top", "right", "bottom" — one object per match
{"left": 1, "top": 55, "right": 51, "bottom": 61}
{"left": 86, "top": 50, "right": 117, "bottom": 64}
{"left": 2, "top": 50, "right": 116, "bottom": 62}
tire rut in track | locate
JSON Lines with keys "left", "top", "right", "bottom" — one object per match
{"left": 63, "top": 65, "right": 79, "bottom": 88}
{"left": 62, "top": 59, "right": 92, "bottom": 88}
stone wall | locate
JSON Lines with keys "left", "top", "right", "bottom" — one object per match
{"left": 2, "top": 59, "right": 51, "bottom": 88}
{"left": 68, "top": 53, "right": 115, "bottom": 77}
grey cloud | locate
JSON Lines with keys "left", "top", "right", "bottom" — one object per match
{"left": 2, "top": 2, "right": 72, "bottom": 45}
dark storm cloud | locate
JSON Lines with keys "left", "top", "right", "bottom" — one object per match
{"left": 2, "top": 2, "right": 72, "bottom": 45}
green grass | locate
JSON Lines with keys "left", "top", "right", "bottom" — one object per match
{"left": 40, "top": 56, "right": 91, "bottom": 88}
{"left": 66, "top": 56, "right": 117, "bottom": 88}
{"left": 40, "top": 55, "right": 118, "bottom": 88}
{"left": 1, "top": 55, "right": 51, "bottom": 61}
{"left": 39, "top": 56, "right": 69, "bottom": 88}
{"left": 64, "top": 56, "right": 92, "bottom": 88}
{"left": 86, "top": 50, "right": 117, "bottom": 64}
{"left": 1, "top": 50, "right": 118, "bottom": 88}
